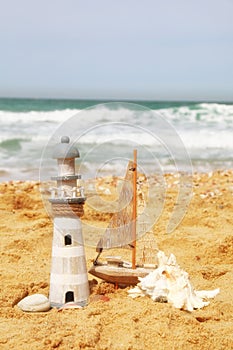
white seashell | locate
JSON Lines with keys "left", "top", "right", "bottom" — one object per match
{"left": 167, "top": 253, "right": 177, "bottom": 266}
{"left": 127, "top": 286, "right": 145, "bottom": 298}
{"left": 168, "top": 287, "right": 187, "bottom": 310}
{"left": 17, "top": 294, "right": 50, "bottom": 312}
{"left": 195, "top": 288, "right": 220, "bottom": 299}
{"left": 128, "top": 251, "right": 219, "bottom": 311}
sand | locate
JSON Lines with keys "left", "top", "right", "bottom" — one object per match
{"left": 1, "top": 170, "right": 233, "bottom": 349}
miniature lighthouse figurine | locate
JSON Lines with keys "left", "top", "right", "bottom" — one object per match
{"left": 49, "top": 136, "right": 89, "bottom": 308}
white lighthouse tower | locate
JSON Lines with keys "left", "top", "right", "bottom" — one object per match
{"left": 49, "top": 136, "right": 89, "bottom": 308}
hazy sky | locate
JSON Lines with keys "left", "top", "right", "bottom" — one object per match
{"left": 0, "top": 0, "right": 232, "bottom": 100}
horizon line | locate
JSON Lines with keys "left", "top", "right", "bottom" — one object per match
{"left": 0, "top": 96, "right": 232, "bottom": 104}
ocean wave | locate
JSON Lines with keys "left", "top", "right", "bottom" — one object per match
{"left": 0, "top": 102, "right": 232, "bottom": 126}
{"left": 0, "top": 109, "right": 79, "bottom": 124}
{"left": 0, "top": 138, "right": 31, "bottom": 151}
{"left": 0, "top": 101, "right": 232, "bottom": 180}
{"left": 180, "top": 129, "right": 233, "bottom": 150}
{"left": 159, "top": 103, "right": 233, "bottom": 125}
{"left": 0, "top": 103, "right": 232, "bottom": 152}
{"left": 73, "top": 130, "right": 233, "bottom": 150}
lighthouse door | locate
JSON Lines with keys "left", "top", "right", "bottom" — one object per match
{"left": 64, "top": 234, "right": 72, "bottom": 245}
{"left": 65, "top": 291, "right": 74, "bottom": 303}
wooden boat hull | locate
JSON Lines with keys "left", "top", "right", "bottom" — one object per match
{"left": 89, "top": 264, "right": 154, "bottom": 286}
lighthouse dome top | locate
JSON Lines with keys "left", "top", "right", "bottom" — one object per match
{"left": 52, "top": 136, "right": 80, "bottom": 159}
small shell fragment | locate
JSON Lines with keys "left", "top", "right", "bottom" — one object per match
{"left": 17, "top": 294, "right": 50, "bottom": 312}
{"left": 58, "top": 302, "right": 83, "bottom": 311}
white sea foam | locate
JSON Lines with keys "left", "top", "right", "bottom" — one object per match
{"left": 159, "top": 103, "right": 233, "bottom": 126}
{"left": 0, "top": 109, "right": 78, "bottom": 124}
{"left": 0, "top": 102, "right": 232, "bottom": 126}
{"left": 180, "top": 129, "right": 233, "bottom": 149}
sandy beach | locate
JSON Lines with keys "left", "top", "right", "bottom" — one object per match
{"left": 1, "top": 170, "right": 233, "bottom": 349}
{"left": 1, "top": 0, "right": 233, "bottom": 347}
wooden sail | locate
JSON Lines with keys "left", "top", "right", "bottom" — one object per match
{"left": 89, "top": 150, "right": 156, "bottom": 285}
{"left": 96, "top": 158, "right": 136, "bottom": 252}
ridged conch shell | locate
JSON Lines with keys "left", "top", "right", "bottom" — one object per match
{"left": 17, "top": 294, "right": 51, "bottom": 312}
{"left": 128, "top": 251, "right": 220, "bottom": 312}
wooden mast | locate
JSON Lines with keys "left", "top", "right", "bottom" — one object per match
{"left": 132, "top": 149, "right": 137, "bottom": 269}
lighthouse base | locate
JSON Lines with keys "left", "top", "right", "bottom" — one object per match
{"left": 50, "top": 300, "right": 88, "bottom": 308}
{"left": 49, "top": 281, "right": 90, "bottom": 308}
{"left": 49, "top": 216, "right": 90, "bottom": 308}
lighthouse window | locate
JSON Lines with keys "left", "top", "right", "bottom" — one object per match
{"left": 65, "top": 291, "right": 74, "bottom": 303}
{"left": 64, "top": 234, "right": 72, "bottom": 245}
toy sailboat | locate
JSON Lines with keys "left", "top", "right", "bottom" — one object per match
{"left": 89, "top": 150, "right": 156, "bottom": 286}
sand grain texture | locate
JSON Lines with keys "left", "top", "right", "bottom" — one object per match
{"left": 0, "top": 172, "right": 233, "bottom": 349}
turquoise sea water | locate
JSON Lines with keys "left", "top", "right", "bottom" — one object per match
{"left": 0, "top": 98, "right": 212, "bottom": 112}
{"left": 0, "top": 98, "right": 232, "bottom": 181}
